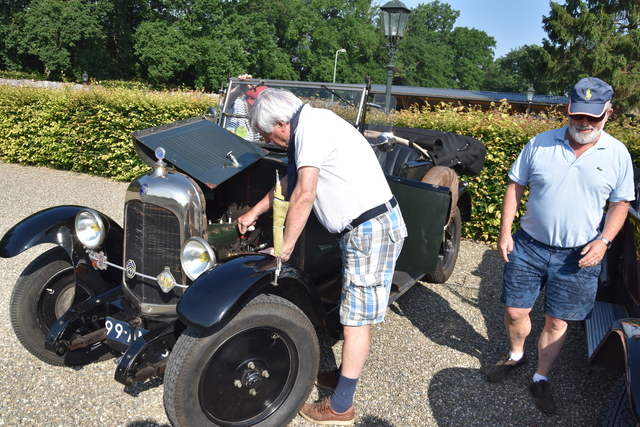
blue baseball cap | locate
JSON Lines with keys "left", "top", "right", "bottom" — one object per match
{"left": 568, "top": 77, "right": 613, "bottom": 117}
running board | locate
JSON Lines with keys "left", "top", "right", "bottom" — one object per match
{"left": 585, "top": 300, "right": 627, "bottom": 359}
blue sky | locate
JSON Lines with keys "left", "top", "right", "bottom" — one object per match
{"left": 399, "top": 0, "right": 553, "bottom": 58}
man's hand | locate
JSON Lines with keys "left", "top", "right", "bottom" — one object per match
{"left": 579, "top": 239, "right": 607, "bottom": 268}
{"left": 237, "top": 212, "right": 258, "bottom": 235}
{"left": 237, "top": 74, "right": 253, "bottom": 93}
{"left": 497, "top": 233, "right": 514, "bottom": 262}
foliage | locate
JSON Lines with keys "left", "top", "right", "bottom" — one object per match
{"left": 396, "top": 1, "right": 495, "bottom": 90}
{"left": 1, "top": 86, "right": 638, "bottom": 244}
{"left": 0, "top": 85, "right": 215, "bottom": 181}
{"left": 0, "top": 0, "right": 496, "bottom": 92}
{"left": 481, "top": 45, "right": 554, "bottom": 94}
{"left": 542, "top": 0, "right": 640, "bottom": 115}
{"left": 0, "top": 70, "right": 46, "bottom": 81}
{"left": 5, "top": 0, "right": 108, "bottom": 80}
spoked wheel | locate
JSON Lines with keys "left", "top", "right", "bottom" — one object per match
{"left": 425, "top": 207, "right": 461, "bottom": 283}
{"left": 164, "top": 294, "right": 319, "bottom": 427}
{"left": 10, "top": 247, "right": 113, "bottom": 366}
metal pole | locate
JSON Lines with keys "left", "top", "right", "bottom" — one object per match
{"left": 384, "top": 42, "right": 397, "bottom": 114}
{"left": 333, "top": 49, "right": 346, "bottom": 84}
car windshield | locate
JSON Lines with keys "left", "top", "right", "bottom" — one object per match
{"left": 220, "top": 78, "right": 369, "bottom": 132}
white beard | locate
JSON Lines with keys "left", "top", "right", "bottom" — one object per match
{"left": 569, "top": 125, "right": 602, "bottom": 145}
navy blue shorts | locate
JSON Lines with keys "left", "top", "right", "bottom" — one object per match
{"left": 501, "top": 230, "right": 600, "bottom": 321}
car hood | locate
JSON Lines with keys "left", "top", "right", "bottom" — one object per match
{"left": 132, "top": 116, "right": 266, "bottom": 186}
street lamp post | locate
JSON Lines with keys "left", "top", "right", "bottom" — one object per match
{"left": 82, "top": 71, "right": 88, "bottom": 84}
{"left": 526, "top": 85, "right": 535, "bottom": 114}
{"left": 380, "top": 0, "right": 411, "bottom": 114}
{"left": 333, "top": 49, "right": 347, "bottom": 84}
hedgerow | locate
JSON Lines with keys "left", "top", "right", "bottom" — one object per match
{"left": 1, "top": 86, "right": 638, "bottom": 243}
{"left": 0, "top": 85, "right": 215, "bottom": 181}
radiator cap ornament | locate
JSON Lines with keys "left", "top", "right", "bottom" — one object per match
{"left": 150, "top": 146, "right": 168, "bottom": 178}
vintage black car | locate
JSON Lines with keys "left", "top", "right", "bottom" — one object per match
{"left": 588, "top": 192, "right": 640, "bottom": 425}
{"left": 0, "top": 79, "right": 485, "bottom": 426}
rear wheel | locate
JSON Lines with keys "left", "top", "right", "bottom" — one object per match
{"left": 425, "top": 207, "right": 461, "bottom": 283}
{"left": 164, "top": 294, "right": 319, "bottom": 427}
{"left": 598, "top": 375, "right": 638, "bottom": 426}
{"left": 10, "top": 247, "right": 113, "bottom": 366}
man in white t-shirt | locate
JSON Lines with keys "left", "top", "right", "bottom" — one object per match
{"left": 238, "top": 89, "right": 407, "bottom": 425}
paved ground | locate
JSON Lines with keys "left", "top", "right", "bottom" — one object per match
{"left": 0, "top": 161, "right": 622, "bottom": 426}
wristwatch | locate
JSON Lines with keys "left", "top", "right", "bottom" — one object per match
{"left": 597, "top": 235, "right": 612, "bottom": 249}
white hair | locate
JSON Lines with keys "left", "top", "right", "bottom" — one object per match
{"left": 248, "top": 89, "right": 303, "bottom": 133}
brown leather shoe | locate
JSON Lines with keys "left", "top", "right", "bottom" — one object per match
{"left": 299, "top": 397, "right": 355, "bottom": 425}
{"left": 316, "top": 370, "right": 339, "bottom": 391}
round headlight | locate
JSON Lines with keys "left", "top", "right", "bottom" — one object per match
{"left": 75, "top": 209, "right": 105, "bottom": 249}
{"left": 181, "top": 237, "right": 217, "bottom": 281}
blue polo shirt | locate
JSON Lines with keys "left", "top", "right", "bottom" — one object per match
{"left": 509, "top": 126, "right": 634, "bottom": 248}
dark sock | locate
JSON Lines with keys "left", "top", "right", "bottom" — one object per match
{"left": 330, "top": 373, "right": 358, "bottom": 413}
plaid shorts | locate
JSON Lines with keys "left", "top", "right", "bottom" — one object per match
{"left": 339, "top": 203, "right": 407, "bottom": 326}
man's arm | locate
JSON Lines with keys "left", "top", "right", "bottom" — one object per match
{"left": 578, "top": 200, "right": 629, "bottom": 268}
{"left": 220, "top": 74, "right": 253, "bottom": 110}
{"left": 237, "top": 187, "right": 275, "bottom": 234}
{"left": 498, "top": 180, "right": 526, "bottom": 262}
{"left": 281, "top": 166, "right": 319, "bottom": 261}
{"left": 237, "top": 174, "right": 290, "bottom": 235}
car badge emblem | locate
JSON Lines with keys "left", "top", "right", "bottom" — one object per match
{"left": 140, "top": 183, "right": 149, "bottom": 198}
{"left": 157, "top": 266, "right": 176, "bottom": 293}
{"left": 125, "top": 259, "right": 136, "bottom": 279}
{"left": 92, "top": 251, "right": 108, "bottom": 270}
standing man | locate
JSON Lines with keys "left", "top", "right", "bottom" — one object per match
{"left": 486, "top": 77, "right": 634, "bottom": 413}
{"left": 237, "top": 89, "right": 407, "bottom": 425}
{"left": 222, "top": 74, "right": 267, "bottom": 141}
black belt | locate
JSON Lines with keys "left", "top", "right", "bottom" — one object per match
{"left": 342, "top": 197, "right": 397, "bottom": 234}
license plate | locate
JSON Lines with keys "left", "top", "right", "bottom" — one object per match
{"left": 105, "top": 317, "right": 147, "bottom": 345}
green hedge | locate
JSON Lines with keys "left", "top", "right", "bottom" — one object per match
{"left": 0, "top": 85, "right": 215, "bottom": 181}
{"left": 1, "top": 85, "right": 639, "bottom": 243}
{"left": 394, "top": 101, "right": 640, "bottom": 242}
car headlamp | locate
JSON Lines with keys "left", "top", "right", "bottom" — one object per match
{"left": 181, "top": 237, "right": 217, "bottom": 281}
{"left": 75, "top": 209, "right": 106, "bottom": 249}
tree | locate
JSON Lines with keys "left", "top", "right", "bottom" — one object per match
{"left": 543, "top": 0, "right": 640, "bottom": 114}
{"left": 4, "top": 0, "right": 107, "bottom": 80}
{"left": 482, "top": 45, "right": 553, "bottom": 95}
{"left": 394, "top": 1, "right": 495, "bottom": 89}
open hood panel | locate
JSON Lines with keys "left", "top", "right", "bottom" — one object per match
{"left": 132, "top": 116, "right": 266, "bottom": 186}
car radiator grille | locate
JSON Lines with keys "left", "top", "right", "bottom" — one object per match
{"left": 124, "top": 200, "right": 184, "bottom": 305}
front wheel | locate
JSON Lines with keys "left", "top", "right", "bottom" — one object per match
{"left": 10, "top": 247, "right": 113, "bottom": 366}
{"left": 425, "top": 207, "right": 461, "bottom": 283}
{"left": 164, "top": 294, "right": 320, "bottom": 427}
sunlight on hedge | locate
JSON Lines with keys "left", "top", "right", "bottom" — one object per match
{"left": 0, "top": 85, "right": 215, "bottom": 181}
{"left": 1, "top": 86, "right": 638, "bottom": 243}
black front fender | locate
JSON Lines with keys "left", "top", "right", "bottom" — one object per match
{"left": 177, "top": 253, "right": 323, "bottom": 330}
{"left": 0, "top": 205, "right": 122, "bottom": 258}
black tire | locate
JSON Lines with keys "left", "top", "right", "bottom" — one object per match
{"left": 598, "top": 375, "right": 638, "bottom": 427}
{"left": 10, "top": 247, "right": 113, "bottom": 366}
{"left": 164, "top": 294, "right": 319, "bottom": 427}
{"left": 425, "top": 207, "right": 461, "bottom": 283}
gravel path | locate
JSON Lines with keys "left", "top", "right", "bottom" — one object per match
{"left": 0, "top": 161, "right": 620, "bottom": 426}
